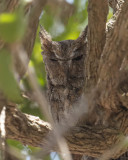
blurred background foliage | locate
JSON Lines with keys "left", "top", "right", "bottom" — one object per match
{"left": 0, "top": 0, "right": 112, "bottom": 159}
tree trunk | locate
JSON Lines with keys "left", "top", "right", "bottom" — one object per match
{"left": 0, "top": 0, "right": 128, "bottom": 160}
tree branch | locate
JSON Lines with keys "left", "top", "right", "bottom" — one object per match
{"left": 97, "top": 0, "right": 128, "bottom": 110}
{"left": 6, "top": 106, "right": 51, "bottom": 147}
{"left": 107, "top": 0, "right": 124, "bottom": 37}
{"left": 15, "top": 0, "right": 47, "bottom": 78}
{"left": 6, "top": 106, "right": 128, "bottom": 159}
{"left": 108, "top": 0, "right": 124, "bottom": 13}
{"left": 46, "top": 0, "right": 75, "bottom": 24}
{"left": 85, "top": 0, "right": 108, "bottom": 91}
{"left": 0, "top": 0, "right": 19, "bottom": 13}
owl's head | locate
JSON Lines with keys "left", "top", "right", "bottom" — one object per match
{"left": 39, "top": 25, "right": 87, "bottom": 86}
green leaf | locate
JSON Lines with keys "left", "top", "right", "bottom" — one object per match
{"left": 7, "top": 139, "right": 25, "bottom": 150}
{"left": 0, "top": 49, "right": 23, "bottom": 103}
{"left": 0, "top": 11, "right": 26, "bottom": 42}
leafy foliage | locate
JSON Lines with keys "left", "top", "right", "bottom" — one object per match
{"left": 0, "top": 9, "right": 26, "bottom": 42}
{"left": 0, "top": 49, "right": 22, "bottom": 103}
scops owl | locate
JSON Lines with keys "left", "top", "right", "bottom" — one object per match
{"left": 39, "top": 25, "right": 87, "bottom": 122}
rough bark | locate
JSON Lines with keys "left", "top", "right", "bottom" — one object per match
{"left": 107, "top": 0, "right": 124, "bottom": 40}
{"left": 0, "top": 0, "right": 128, "bottom": 160}
{"left": 5, "top": 105, "right": 128, "bottom": 159}
{"left": 85, "top": 0, "right": 109, "bottom": 91}
{"left": 6, "top": 106, "right": 51, "bottom": 147}
{"left": 97, "top": 0, "right": 128, "bottom": 111}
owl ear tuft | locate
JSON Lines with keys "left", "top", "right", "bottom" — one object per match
{"left": 39, "top": 25, "right": 52, "bottom": 50}
{"left": 77, "top": 25, "right": 88, "bottom": 43}
{"left": 72, "top": 26, "right": 88, "bottom": 50}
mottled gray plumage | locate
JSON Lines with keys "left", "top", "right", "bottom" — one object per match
{"left": 39, "top": 25, "right": 87, "bottom": 122}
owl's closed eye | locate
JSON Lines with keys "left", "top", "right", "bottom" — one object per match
{"left": 39, "top": 25, "right": 87, "bottom": 86}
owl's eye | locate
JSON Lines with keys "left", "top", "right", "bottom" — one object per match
{"left": 50, "top": 58, "right": 58, "bottom": 62}
{"left": 72, "top": 55, "right": 83, "bottom": 61}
